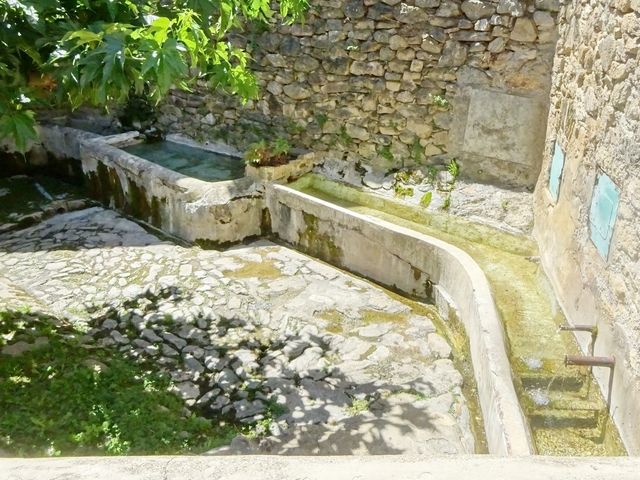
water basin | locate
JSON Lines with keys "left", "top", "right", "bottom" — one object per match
{"left": 123, "top": 140, "right": 245, "bottom": 182}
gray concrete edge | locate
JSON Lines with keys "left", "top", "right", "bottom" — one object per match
{"left": 2, "top": 455, "right": 640, "bottom": 480}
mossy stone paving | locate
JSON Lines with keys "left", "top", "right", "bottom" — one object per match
{"left": 0, "top": 207, "right": 476, "bottom": 456}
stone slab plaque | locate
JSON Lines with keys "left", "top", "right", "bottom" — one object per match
{"left": 462, "top": 89, "right": 547, "bottom": 168}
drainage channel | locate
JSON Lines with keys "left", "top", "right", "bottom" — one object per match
{"left": 289, "top": 174, "right": 626, "bottom": 456}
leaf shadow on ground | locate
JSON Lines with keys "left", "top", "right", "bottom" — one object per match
{"left": 1, "top": 286, "right": 451, "bottom": 457}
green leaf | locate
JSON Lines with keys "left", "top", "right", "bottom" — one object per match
{"left": 64, "top": 30, "right": 104, "bottom": 49}
{"left": 0, "top": 109, "right": 38, "bottom": 153}
{"left": 147, "top": 17, "right": 172, "bottom": 45}
{"left": 154, "top": 39, "right": 187, "bottom": 96}
{"left": 0, "top": 0, "right": 309, "bottom": 147}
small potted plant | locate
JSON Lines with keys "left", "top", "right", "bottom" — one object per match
{"left": 244, "top": 137, "right": 318, "bottom": 182}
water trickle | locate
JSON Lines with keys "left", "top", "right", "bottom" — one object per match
{"left": 524, "top": 357, "right": 543, "bottom": 370}
{"left": 528, "top": 388, "right": 551, "bottom": 407}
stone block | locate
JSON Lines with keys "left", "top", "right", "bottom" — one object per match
{"left": 459, "top": 88, "right": 547, "bottom": 174}
{"left": 461, "top": 1, "right": 496, "bottom": 21}
{"left": 510, "top": 17, "right": 537, "bottom": 42}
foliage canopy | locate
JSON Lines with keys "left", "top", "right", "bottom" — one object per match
{"left": 0, "top": 0, "right": 307, "bottom": 151}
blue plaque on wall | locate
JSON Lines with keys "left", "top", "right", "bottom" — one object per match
{"left": 589, "top": 172, "right": 620, "bottom": 260}
{"left": 548, "top": 141, "right": 565, "bottom": 201}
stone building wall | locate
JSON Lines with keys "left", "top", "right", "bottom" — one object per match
{"left": 158, "top": 0, "right": 560, "bottom": 189}
{"left": 533, "top": 0, "right": 640, "bottom": 453}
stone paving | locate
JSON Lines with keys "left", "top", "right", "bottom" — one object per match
{"left": 0, "top": 207, "right": 474, "bottom": 455}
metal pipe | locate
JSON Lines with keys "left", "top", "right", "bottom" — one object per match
{"left": 559, "top": 324, "right": 597, "bottom": 333}
{"left": 559, "top": 324, "right": 598, "bottom": 356}
{"left": 564, "top": 355, "right": 616, "bottom": 413}
{"left": 564, "top": 355, "right": 615, "bottom": 368}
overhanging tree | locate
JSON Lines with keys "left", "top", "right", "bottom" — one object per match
{"left": 0, "top": 0, "right": 307, "bottom": 151}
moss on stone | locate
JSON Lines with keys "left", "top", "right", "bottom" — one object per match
{"left": 318, "top": 309, "right": 344, "bottom": 334}
{"left": 126, "top": 177, "right": 151, "bottom": 221}
{"left": 87, "top": 161, "right": 126, "bottom": 209}
{"left": 360, "top": 309, "right": 409, "bottom": 325}
{"left": 223, "top": 259, "right": 282, "bottom": 279}
{"left": 260, "top": 207, "right": 272, "bottom": 235}
{"left": 150, "top": 196, "right": 163, "bottom": 227}
{"left": 85, "top": 161, "right": 165, "bottom": 229}
{"left": 298, "top": 212, "right": 343, "bottom": 266}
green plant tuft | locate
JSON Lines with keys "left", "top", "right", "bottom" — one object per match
{"left": 429, "top": 93, "right": 450, "bottom": 109}
{"left": 244, "top": 137, "right": 292, "bottom": 167}
{"left": 447, "top": 159, "right": 460, "bottom": 179}
{"left": 315, "top": 113, "right": 328, "bottom": 129}
{"left": 394, "top": 184, "right": 414, "bottom": 198}
{"left": 442, "top": 194, "right": 452, "bottom": 211}
{"left": 377, "top": 144, "right": 394, "bottom": 163}
{"left": 420, "top": 191, "right": 433, "bottom": 208}
{"left": 337, "top": 126, "right": 352, "bottom": 146}
{"left": 346, "top": 398, "right": 370, "bottom": 416}
{"left": 409, "top": 137, "right": 424, "bottom": 164}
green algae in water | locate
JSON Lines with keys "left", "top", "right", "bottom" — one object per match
{"left": 123, "top": 141, "right": 245, "bottom": 182}
{"left": 290, "top": 174, "right": 627, "bottom": 456}
{"left": 360, "top": 309, "right": 409, "bottom": 325}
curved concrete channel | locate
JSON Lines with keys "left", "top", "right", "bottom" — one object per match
{"left": 265, "top": 184, "right": 533, "bottom": 455}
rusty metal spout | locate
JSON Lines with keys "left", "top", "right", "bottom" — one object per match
{"left": 564, "top": 355, "right": 616, "bottom": 412}
{"left": 559, "top": 324, "right": 597, "bottom": 333}
{"left": 559, "top": 324, "right": 599, "bottom": 356}
{"left": 564, "top": 355, "right": 615, "bottom": 368}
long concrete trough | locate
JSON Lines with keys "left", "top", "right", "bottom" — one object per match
{"left": 15, "top": 127, "right": 535, "bottom": 454}
{"left": 266, "top": 184, "right": 533, "bottom": 455}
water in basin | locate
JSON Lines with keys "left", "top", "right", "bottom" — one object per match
{"left": 123, "top": 141, "right": 245, "bottom": 182}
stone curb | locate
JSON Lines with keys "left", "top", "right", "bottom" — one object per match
{"left": 2, "top": 455, "right": 640, "bottom": 480}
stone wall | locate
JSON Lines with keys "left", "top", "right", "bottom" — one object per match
{"left": 533, "top": 0, "right": 640, "bottom": 453}
{"left": 158, "top": 0, "right": 560, "bottom": 189}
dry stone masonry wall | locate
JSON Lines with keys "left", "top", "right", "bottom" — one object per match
{"left": 533, "top": 0, "right": 640, "bottom": 453}
{"left": 159, "top": 0, "right": 560, "bottom": 189}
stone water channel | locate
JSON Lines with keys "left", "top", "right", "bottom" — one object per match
{"left": 0, "top": 196, "right": 484, "bottom": 455}
{"left": 290, "top": 173, "right": 627, "bottom": 456}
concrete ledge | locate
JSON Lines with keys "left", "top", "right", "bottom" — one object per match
{"left": 39, "top": 125, "right": 101, "bottom": 162}
{"left": 266, "top": 184, "right": 533, "bottom": 455}
{"left": 246, "top": 152, "right": 321, "bottom": 183}
{"left": 2, "top": 455, "right": 640, "bottom": 480}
